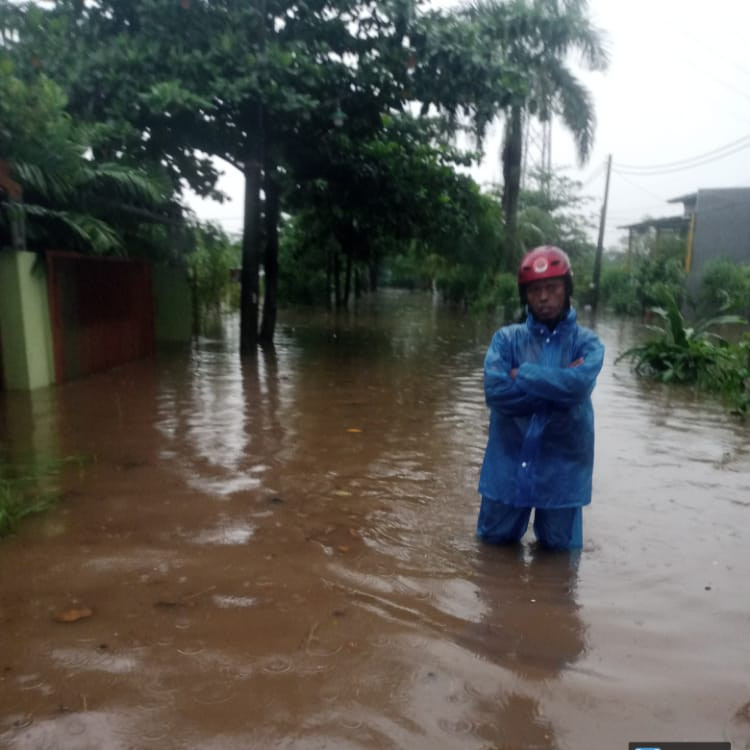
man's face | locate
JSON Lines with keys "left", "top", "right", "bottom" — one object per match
{"left": 525, "top": 277, "right": 567, "bottom": 324}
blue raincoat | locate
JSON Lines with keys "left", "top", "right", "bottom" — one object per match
{"left": 477, "top": 308, "right": 604, "bottom": 509}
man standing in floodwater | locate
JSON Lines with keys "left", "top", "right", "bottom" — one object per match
{"left": 477, "top": 245, "right": 605, "bottom": 550}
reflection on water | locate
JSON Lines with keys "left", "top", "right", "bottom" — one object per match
{"left": 460, "top": 546, "right": 584, "bottom": 680}
{"left": 1, "top": 290, "right": 749, "bottom": 750}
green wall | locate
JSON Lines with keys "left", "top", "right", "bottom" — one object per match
{"left": 0, "top": 251, "right": 55, "bottom": 390}
{"left": 152, "top": 265, "right": 193, "bottom": 343}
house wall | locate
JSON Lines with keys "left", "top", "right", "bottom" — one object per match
{"left": 0, "top": 251, "right": 194, "bottom": 391}
{"left": 689, "top": 188, "right": 750, "bottom": 290}
{"left": 0, "top": 251, "right": 56, "bottom": 390}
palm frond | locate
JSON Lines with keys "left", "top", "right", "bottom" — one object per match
{"left": 546, "top": 66, "right": 595, "bottom": 161}
{"left": 9, "top": 160, "right": 76, "bottom": 204}
{"left": 18, "top": 202, "right": 123, "bottom": 254}
{"left": 79, "top": 163, "right": 167, "bottom": 206}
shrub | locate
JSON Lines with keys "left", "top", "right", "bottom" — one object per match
{"left": 617, "top": 291, "right": 749, "bottom": 415}
{"left": 696, "top": 258, "right": 750, "bottom": 319}
{"left": 600, "top": 263, "right": 639, "bottom": 315}
{"left": 187, "top": 223, "right": 240, "bottom": 328}
{"left": 471, "top": 272, "right": 521, "bottom": 323}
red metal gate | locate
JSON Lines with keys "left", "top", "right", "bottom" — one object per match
{"left": 46, "top": 252, "right": 155, "bottom": 382}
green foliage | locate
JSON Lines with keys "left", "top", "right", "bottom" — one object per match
{"left": 470, "top": 271, "right": 520, "bottom": 321}
{"left": 517, "top": 168, "right": 597, "bottom": 281}
{"left": 617, "top": 291, "right": 749, "bottom": 416}
{"left": 696, "top": 258, "right": 750, "bottom": 319}
{"left": 277, "top": 212, "right": 332, "bottom": 306}
{"left": 1, "top": 0, "right": 607, "bottom": 342}
{"left": 0, "top": 58, "right": 72, "bottom": 164}
{"left": 633, "top": 236, "right": 687, "bottom": 312}
{"left": 0, "top": 455, "right": 86, "bottom": 537}
{"left": 600, "top": 261, "right": 639, "bottom": 315}
{"left": 408, "top": 9, "right": 519, "bottom": 139}
{"left": 461, "top": 0, "right": 608, "bottom": 159}
{"left": 381, "top": 184, "right": 505, "bottom": 306}
{"left": 0, "top": 56, "right": 174, "bottom": 255}
{"left": 2, "top": 0, "right": 538, "bottom": 334}
{"left": 283, "top": 113, "right": 499, "bottom": 305}
{"left": 380, "top": 168, "right": 597, "bottom": 311}
{"left": 599, "top": 233, "right": 687, "bottom": 316}
{"left": 187, "top": 223, "right": 241, "bottom": 326}
{"left": 461, "top": 0, "right": 608, "bottom": 250}
{"left": 385, "top": 243, "right": 434, "bottom": 291}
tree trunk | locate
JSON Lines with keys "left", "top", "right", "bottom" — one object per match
{"left": 343, "top": 246, "right": 353, "bottom": 308}
{"left": 333, "top": 252, "right": 342, "bottom": 309}
{"left": 369, "top": 258, "right": 379, "bottom": 292}
{"left": 259, "top": 166, "right": 280, "bottom": 346}
{"left": 240, "top": 145, "right": 263, "bottom": 354}
{"left": 240, "top": 0, "right": 266, "bottom": 354}
{"left": 501, "top": 104, "right": 524, "bottom": 268}
{"left": 326, "top": 248, "right": 333, "bottom": 310}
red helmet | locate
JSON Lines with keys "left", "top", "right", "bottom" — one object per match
{"left": 518, "top": 246, "right": 572, "bottom": 287}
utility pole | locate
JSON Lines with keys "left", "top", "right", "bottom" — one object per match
{"left": 590, "top": 154, "right": 612, "bottom": 316}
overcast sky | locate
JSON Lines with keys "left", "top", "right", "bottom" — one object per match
{"left": 187, "top": 0, "right": 750, "bottom": 248}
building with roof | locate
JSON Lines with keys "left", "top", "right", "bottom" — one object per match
{"left": 619, "top": 187, "right": 750, "bottom": 290}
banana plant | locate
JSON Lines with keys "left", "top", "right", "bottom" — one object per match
{"left": 617, "top": 290, "right": 749, "bottom": 415}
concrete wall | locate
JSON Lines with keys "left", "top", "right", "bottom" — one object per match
{"left": 688, "top": 188, "right": 750, "bottom": 291}
{"left": 0, "top": 251, "right": 55, "bottom": 390}
{"left": 152, "top": 265, "right": 193, "bottom": 343}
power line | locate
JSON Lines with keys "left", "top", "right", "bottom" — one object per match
{"left": 676, "top": 27, "right": 750, "bottom": 84}
{"left": 611, "top": 170, "right": 668, "bottom": 203}
{"left": 614, "top": 133, "right": 750, "bottom": 175}
{"left": 579, "top": 161, "right": 605, "bottom": 189}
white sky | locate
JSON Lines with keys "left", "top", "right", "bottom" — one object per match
{"left": 186, "top": 0, "right": 750, "bottom": 249}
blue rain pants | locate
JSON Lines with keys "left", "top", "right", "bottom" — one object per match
{"left": 477, "top": 495, "right": 583, "bottom": 550}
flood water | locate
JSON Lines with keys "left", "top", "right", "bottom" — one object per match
{"left": 1, "top": 290, "right": 749, "bottom": 750}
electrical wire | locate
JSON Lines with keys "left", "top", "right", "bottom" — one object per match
{"left": 611, "top": 170, "right": 668, "bottom": 203}
{"left": 676, "top": 27, "right": 750, "bottom": 86}
{"left": 579, "top": 161, "right": 604, "bottom": 189}
{"left": 614, "top": 133, "right": 750, "bottom": 175}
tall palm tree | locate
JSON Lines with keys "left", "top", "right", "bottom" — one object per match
{"left": 465, "top": 0, "right": 608, "bottom": 265}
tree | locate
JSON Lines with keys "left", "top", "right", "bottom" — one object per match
{"left": 463, "top": 0, "right": 608, "bottom": 263}
{"left": 516, "top": 170, "right": 595, "bottom": 255}
{"left": 2, "top": 0, "right": 424, "bottom": 348}
{"left": 283, "top": 112, "right": 494, "bottom": 307}
{"left": 0, "top": 57, "right": 171, "bottom": 255}
{"left": 5, "top": 0, "right": 573, "bottom": 344}
{"left": 187, "top": 222, "right": 241, "bottom": 330}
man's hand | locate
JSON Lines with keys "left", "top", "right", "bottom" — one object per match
{"left": 509, "top": 368, "right": 518, "bottom": 379}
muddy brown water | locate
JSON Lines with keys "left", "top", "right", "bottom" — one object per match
{"left": 1, "top": 290, "right": 749, "bottom": 750}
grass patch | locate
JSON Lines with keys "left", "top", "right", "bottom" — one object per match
{"left": 0, "top": 455, "right": 87, "bottom": 537}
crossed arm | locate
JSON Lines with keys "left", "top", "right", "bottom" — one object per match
{"left": 509, "top": 357, "right": 583, "bottom": 380}
{"left": 485, "top": 331, "right": 604, "bottom": 415}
